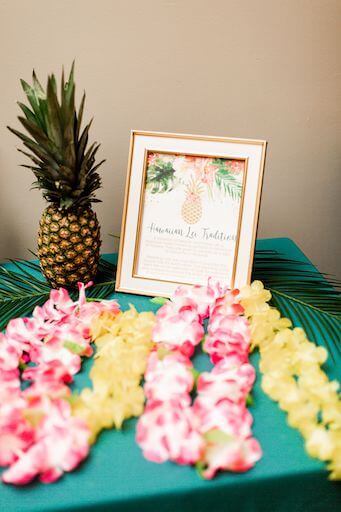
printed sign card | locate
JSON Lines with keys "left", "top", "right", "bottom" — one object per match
{"left": 116, "top": 132, "right": 266, "bottom": 297}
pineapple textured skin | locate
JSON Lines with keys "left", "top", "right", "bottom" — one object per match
{"left": 38, "top": 205, "right": 101, "bottom": 288}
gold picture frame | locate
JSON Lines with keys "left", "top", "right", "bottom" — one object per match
{"left": 116, "top": 130, "right": 267, "bottom": 297}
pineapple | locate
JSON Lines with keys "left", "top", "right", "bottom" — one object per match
{"left": 181, "top": 178, "right": 203, "bottom": 224}
{"left": 8, "top": 64, "right": 104, "bottom": 288}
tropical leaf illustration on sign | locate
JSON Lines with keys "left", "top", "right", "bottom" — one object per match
{"left": 145, "top": 153, "right": 244, "bottom": 225}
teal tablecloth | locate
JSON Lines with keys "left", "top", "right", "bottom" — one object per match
{"left": 0, "top": 238, "right": 340, "bottom": 512}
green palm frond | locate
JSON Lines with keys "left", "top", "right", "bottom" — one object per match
{"left": 0, "top": 257, "right": 116, "bottom": 331}
{"left": 214, "top": 166, "right": 242, "bottom": 200}
{"left": 146, "top": 158, "right": 175, "bottom": 194}
{"left": 1, "top": 250, "right": 339, "bottom": 369}
{"left": 252, "top": 250, "right": 341, "bottom": 364}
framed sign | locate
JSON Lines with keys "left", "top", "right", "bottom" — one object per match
{"left": 116, "top": 131, "right": 266, "bottom": 297}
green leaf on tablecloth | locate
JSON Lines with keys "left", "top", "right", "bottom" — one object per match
{"left": 63, "top": 340, "right": 84, "bottom": 355}
{"left": 246, "top": 393, "right": 253, "bottom": 406}
{"left": 191, "top": 367, "right": 201, "bottom": 384}
{"left": 195, "top": 460, "right": 206, "bottom": 479}
{"left": 204, "top": 429, "right": 233, "bottom": 444}
{"left": 150, "top": 296, "right": 168, "bottom": 305}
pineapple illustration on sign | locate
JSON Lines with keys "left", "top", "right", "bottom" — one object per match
{"left": 144, "top": 152, "right": 243, "bottom": 226}
{"left": 8, "top": 64, "right": 104, "bottom": 288}
{"left": 181, "top": 178, "right": 204, "bottom": 224}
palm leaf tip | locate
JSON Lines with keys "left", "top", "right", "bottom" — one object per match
{"left": 253, "top": 249, "right": 341, "bottom": 365}
{"left": 214, "top": 168, "right": 242, "bottom": 200}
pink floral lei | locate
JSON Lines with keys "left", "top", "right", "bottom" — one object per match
{"left": 0, "top": 283, "right": 119, "bottom": 485}
{"left": 137, "top": 280, "right": 262, "bottom": 478}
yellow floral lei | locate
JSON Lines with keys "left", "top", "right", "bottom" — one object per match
{"left": 72, "top": 306, "right": 155, "bottom": 443}
{"left": 239, "top": 281, "right": 341, "bottom": 480}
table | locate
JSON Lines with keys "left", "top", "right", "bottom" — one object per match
{"left": 1, "top": 238, "right": 340, "bottom": 512}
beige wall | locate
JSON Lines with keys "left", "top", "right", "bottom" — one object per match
{"left": 0, "top": 0, "right": 340, "bottom": 277}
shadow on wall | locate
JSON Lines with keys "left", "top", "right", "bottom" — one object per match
{"left": 0, "top": 153, "right": 36, "bottom": 263}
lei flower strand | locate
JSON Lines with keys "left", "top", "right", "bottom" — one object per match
{"left": 239, "top": 281, "right": 341, "bottom": 481}
{"left": 137, "top": 280, "right": 262, "bottom": 479}
{"left": 0, "top": 284, "right": 156, "bottom": 485}
{"left": 0, "top": 283, "right": 120, "bottom": 485}
{"left": 72, "top": 306, "right": 155, "bottom": 442}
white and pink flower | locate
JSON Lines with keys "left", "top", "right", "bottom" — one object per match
{"left": 210, "top": 289, "right": 244, "bottom": 317}
{"left": 5, "top": 316, "right": 43, "bottom": 356}
{"left": 172, "top": 279, "right": 227, "bottom": 320}
{"left": 144, "top": 351, "right": 194, "bottom": 406}
{"left": 2, "top": 399, "right": 90, "bottom": 485}
{"left": 152, "top": 302, "right": 204, "bottom": 356}
{"left": 196, "top": 359, "right": 255, "bottom": 407}
{"left": 0, "top": 399, "right": 35, "bottom": 467}
{"left": 33, "top": 287, "right": 76, "bottom": 324}
{"left": 77, "top": 282, "right": 120, "bottom": 324}
{"left": 204, "top": 314, "right": 251, "bottom": 363}
{"left": 202, "top": 435, "right": 262, "bottom": 479}
{"left": 136, "top": 401, "right": 204, "bottom": 465}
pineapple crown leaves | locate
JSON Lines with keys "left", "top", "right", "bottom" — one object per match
{"left": 7, "top": 63, "right": 105, "bottom": 209}
{"left": 185, "top": 176, "right": 204, "bottom": 196}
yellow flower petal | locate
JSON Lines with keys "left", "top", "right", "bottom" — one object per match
{"left": 72, "top": 307, "right": 155, "bottom": 441}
